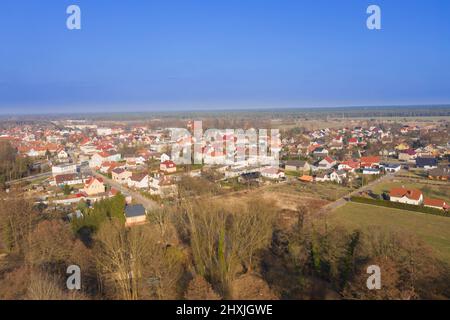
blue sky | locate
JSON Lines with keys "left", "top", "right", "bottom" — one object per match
{"left": 0, "top": 0, "right": 449, "bottom": 114}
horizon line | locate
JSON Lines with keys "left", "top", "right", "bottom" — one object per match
{"left": 1, "top": 103, "right": 450, "bottom": 118}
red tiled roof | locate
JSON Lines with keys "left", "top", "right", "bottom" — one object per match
{"left": 390, "top": 188, "right": 422, "bottom": 201}
{"left": 424, "top": 198, "right": 448, "bottom": 209}
{"left": 98, "top": 151, "right": 111, "bottom": 158}
{"left": 360, "top": 156, "right": 381, "bottom": 164}
{"left": 161, "top": 160, "right": 176, "bottom": 168}
{"left": 84, "top": 177, "right": 103, "bottom": 188}
{"left": 54, "top": 174, "right": 77, "bottom": 184}
{"left": 323, "top": 156, "right": 334, "bottom": 164}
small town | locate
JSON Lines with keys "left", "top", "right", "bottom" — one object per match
{"left": 1, "top": 112, "right": 449, "bottom": 301}
{"left": 1, "top": 0, "right": 450, "bottom": 307}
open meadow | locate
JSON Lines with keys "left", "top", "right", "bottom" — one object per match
{"left": 328, "top": 202, "right": 450, "bottom": 266}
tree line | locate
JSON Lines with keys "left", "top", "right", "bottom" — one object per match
{"left": 0, "top": 187, "right": 449, "bottom": 300}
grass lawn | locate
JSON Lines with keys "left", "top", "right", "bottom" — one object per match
{"left": 328, "top": 202, "right": 450, "bottom": 265}
{"left": 371, "top": 180, "right": 450, "bottom": 202}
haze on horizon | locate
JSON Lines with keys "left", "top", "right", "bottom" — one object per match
{"left": 1, "top": 0, "right": 450, "bottom": 114}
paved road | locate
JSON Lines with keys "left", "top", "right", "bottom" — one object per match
{"left": 318, "top": 173, "right": 397, "bottom": 215}
{"left": 90, "top": 170, "right": 160, "bottom": 211}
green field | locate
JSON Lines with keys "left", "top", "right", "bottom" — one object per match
{"left": 328, "top": 202, "right": 450, "bottom": 265}
{"left": 371, "top": 180, "right": 450, "bottom": 202}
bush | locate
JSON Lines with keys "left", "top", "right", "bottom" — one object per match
{"left": 350, "top": 196, "right": 449, "bottom": 217}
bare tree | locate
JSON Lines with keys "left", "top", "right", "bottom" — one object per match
{"left": 94, "top": 220, "right": 183, "bottom": 300}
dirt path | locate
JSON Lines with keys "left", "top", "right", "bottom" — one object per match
{"left": 318, "top": 173, "right": 397, "bottom": 215}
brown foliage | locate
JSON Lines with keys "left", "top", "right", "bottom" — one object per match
{"left": 185, "top": 275, "right": 221, "bottom": 300}
{"left": 231, "top": 274, "right": 278, "bottom": 300}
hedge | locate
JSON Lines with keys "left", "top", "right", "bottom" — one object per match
{"left": 350, "top": 196, "right": 449, "bottom": 217}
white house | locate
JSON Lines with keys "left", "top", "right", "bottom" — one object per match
{"left": 389, "top": 188, "right": 423, "bottom": 206}
{"left": 52, "top": 164, "right": 77, "bottom": 177}
{"left": 89, "top": 152, "right": 122, "bottom": 168}
{"left": 363, "top": 168, "right": 381, "bottom": 175}
{"left": 160, "top": 153, "right": 171, "bottom": 163}
{"left": 318, "top": 157, "right": 336, "bottom": 170}
{"left": 315, "top": 172, "right": 331, "bottom": 183}
{"left": 329, "top": 170, "right": 347, "bottom": 184}
{"left": 260, "top": 167, "right": 285, "bottom": 180}
{"left": 112, "top": 168, "right": 132, "bottom": 184}
{"left": 149, "top": 174, "right": 177, "bottom": 197}
{"left": 383, "top": 164, "right": 402, "bottom": 173}
{"left": 127, "top": 173, "right": 149, "bottom": 189}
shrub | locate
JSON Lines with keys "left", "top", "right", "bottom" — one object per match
{"left": 350, "top": 196, "right": 449, "bottom": 217}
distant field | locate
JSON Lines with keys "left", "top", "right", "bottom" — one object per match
{"left": 328, "top": 202, "right": 450, "bottom": 265}
{"left": 267, "top": 181, "right": 353, "bottom": 202}
{"left": 371, "top": 179, "right": 450, "bottom": 202}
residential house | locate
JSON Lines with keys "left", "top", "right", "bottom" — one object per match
{"left": 54, "top": 174, "right": 84, "bottom": 186}
{"left": 99, "top": 161, "right": 121, "bottom": 174}
{"left": 389, "top": 188, "right": 423, "bottom": 205}
{"left": 318, "top": 157, "right": 336, "bottom": 170}
{"left": 338, "top": 160, "right": 360, "bottom": 173}
{"left": 398, "top": 149, "right": 417, "bottom": 162}
{"left": 83, "top": 177, "right": 106, "bottom": 196}
{"left": 260, "top": 167, "right": 285, "bottom": 180}
{"left": 52, "top": 163, "right": 77, "bottom": 177}
{"left": 128, "top": 172, "right": 149, "bottom": 189}
{"left": 149, "top": 174, "right": 177, "bottom": 197}
{"left": 416, "top": 157, "right": 438, "bottom": 170}
{"left": 424, "top": 198, "right": 449, "bottom": 211}
{"left": 363, "top": 168, "right": 381, "bottom": 175}
{"left": 315, "top": 172, "right": 331, "bottom": 183}
{"left": 89, "top": 151, "right": 122, "bottom": 169}
{"left": 383, "top": 163, "right": 402, "bottom": 173}
{"left": 313, "top": 147, "right": 329, "bottom": 158}
{"left": 160, "top": 160, "right": 177, "bottom": 174}
{"left": 360, "top": 156, "right": 381, "bottom": 168}
{"left": 285, "top": 160, "right": 311, "bottom": 173}
{"left": 329, "top": 170, "right": 347, "bottom": 184}
{"left": 124, "top": 204, "right": 147, "bottom": 227}
{"left": 395, "top": 143, "right": 410, "bottom": 151}
{"left": 238, "top": 172, "right": 261, "bottom": 184}
{"left": 348, "top": 137, "right": 359, "bottom": 147}
{"left": 112, "top": 168, "right": 132, "bottom": 184}
{"left": 160, "top": 153, "right": 171, "bottom": 163}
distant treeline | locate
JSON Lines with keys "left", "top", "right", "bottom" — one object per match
{"left": 1, "top": 105, "right": 450, "bottom": 122}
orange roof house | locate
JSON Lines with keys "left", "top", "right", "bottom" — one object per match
{"left": 299, "top": 175, "right": 314, "bottom": 183}
{"left": 360, "top": 156, "right": 381, "bottom": 168}
{"left": 424, "top": 198, "right": 449, "bottom": 210}
{"left": 389, "top": 187, "right": 423, "bottom": 205}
